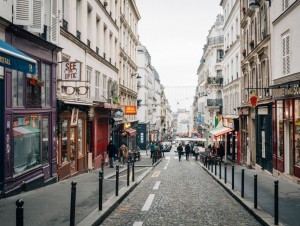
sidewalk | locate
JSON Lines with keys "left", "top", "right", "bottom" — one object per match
{"left": 0, "top": 152, "right": 161, "bottom": 226}
{"left": 199, "top": 159, "right": 300, "bottom": 226}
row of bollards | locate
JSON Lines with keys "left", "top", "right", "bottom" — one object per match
{"left": 204, "top": 158, "right": 279, "bottom": 225}
{"left": 15, "top": 158, "right": 136, "bottom": 226}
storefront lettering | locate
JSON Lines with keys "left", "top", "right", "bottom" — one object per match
{"left": 0, "top": 56, "right": 10, "bottom": 65}
{"left": 62, "top": 62, "right": 81, "bottom": 81}
{"left": 273, "top": 86, "right": 300, "bottom": 98}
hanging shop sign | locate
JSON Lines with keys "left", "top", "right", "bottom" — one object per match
{"left": 249, "top": 93, "right": 258, "bottom": 107}
{"left": 61, "top": 62, "right": 81, "bottom": 81}
{"left": 124, "top": 106, "right": 137, "bottom": 115}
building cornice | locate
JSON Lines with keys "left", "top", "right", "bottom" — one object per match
{"left": 272, "top": 0, "right": 300, "bottom": 25}
{"left": 119, "top": 84, "right": 138, "bottom": 98}
{"left": 95, "top": 0, "right": 119, "bottom": 31}
{"left": 60, "top": 28, "right": 118, "bottom": 73}
{"left": 120, "top": 47, "right": 138, "bottom": 70}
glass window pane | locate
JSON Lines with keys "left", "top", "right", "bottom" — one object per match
{"left": 41, "top": 63, "right": 46, "bottom": 106}
{"left": 46, "top": 64, "right": 51, "bottom": 106}
{"left": 13, "top": 115, "right": 41, "bottom": 174}
{"left": 61, "top": 120, "right": 68, "bottom": 164}
{"left": 78, "top": 119, "right": 83, "bottom": 156}
{"left": 277, "top": 101, "right": 284, "bottom": 158}
{"left": 12, "top": 70, "right": 18, "bottom": 106}
{"left": 295, "top": 100, "right": 300, "bottom": 166}
{"left": 42, "top": 118, "right": 49, "bottom": 164}
{"left": 18, "top": 71, "right": 24, "bottom": 106}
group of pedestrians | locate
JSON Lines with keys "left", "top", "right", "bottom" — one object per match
{"left": 106, "top": 141, "right": 129, "bottom": 168}
{"left": 177, "top": 142, "right": 191, "bottom": 161}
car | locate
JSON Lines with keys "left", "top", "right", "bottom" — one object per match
{"left": 161, "top": 142, "right": 172, "bottom": 152}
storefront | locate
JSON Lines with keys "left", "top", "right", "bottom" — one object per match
{"left": 120, "top": 121, "right": 138, "bottom": 151}
{"left": 0, "top": 25, "right": 60, "bottom": 197}
{"left": 223, "top": 115, "right": 239, "bottom": 163}
{"left": 57, "top": 101, "right": 89, "bottom": 180}
{"left": 272, "top": 83, "right": 300, "bottom": 181}
{"left": 137, "top": 122, "right": 149, "bottom": 151}
{"left": 239, "top": 107, "right": 251, "bottom": 166}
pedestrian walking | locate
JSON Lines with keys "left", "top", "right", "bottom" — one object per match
{"left": 185, "top": 143, "right": 191, "bottom": 160}
{"left": 150, "top": 142, "right": 155, "bottom": 158}
{"left": 107, "top": 141, "right": 117, "bottom": 168}
{"left": 218, "top": 142, "right": 225, "bottom": 162}
{"left": 119, "top": 143, "right": 128, "bottom": 167}
{"left": 177, "top": 143, "right": 183, "bottom": 161}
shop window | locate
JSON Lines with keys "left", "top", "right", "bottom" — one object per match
{"left": 12, "top": 70, "right": 24, "bottom": 107}
{"left": 295, "top": 100, "right": 300, "bottom": 167}
{"left": 78, "top": 119, "right": 83, "bottom": 156}
{"left": 277, "top": 101, "right": 284, "bottom": 158}
{"left": 41, "top": 63, "right": 51, "bottom": 107}
{"left": 61, "top": 120, "right": 68, "bottom": 164}
{"left": 42, "top": 117, "right": 49, "bottom": 164}
{"left": 13, "top": 115, "right": 41, "bottom": 174}
{"left": 0, "top": 66, "right": 4, "bottom": 79}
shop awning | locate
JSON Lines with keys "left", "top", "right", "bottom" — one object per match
{"left": 125, "top": 128, "right": 137, "bottom": 137}
{"left": 210, "top": 126, "right": 233, "bottom": 137}
{"left": 0, "top": 39, "right": 36, "bottom": 74}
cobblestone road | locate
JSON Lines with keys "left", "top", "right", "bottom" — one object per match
{"left": 101, "top": 151, "right": 262, "bottom": 226}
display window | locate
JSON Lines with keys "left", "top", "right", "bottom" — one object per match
{"left": 295, "top": 100, "right": 300, "bottom": 167}
{"left": 276, "top": 101, "right": 284, "bottom": 158}
{"left": 12, "top": 115, "right": 49, "bottom": 174}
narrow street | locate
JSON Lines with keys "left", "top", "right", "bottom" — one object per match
{"left": 101, "top": 149, "right": 261, "bottom": 226}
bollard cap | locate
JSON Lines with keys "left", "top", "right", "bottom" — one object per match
{"left": 71, "top": 181, "right": 77, "bottom": 186}
{"left": 274, "top": 180, "right": 279, "bottom": 185}
{"left": 16, "top": 199, "right": 24, "bottom": 207}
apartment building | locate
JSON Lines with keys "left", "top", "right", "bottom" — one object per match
{"left": 240, "top": 0, "right": 272, "bottom": 171}
{"left": 270, "top": 0, "right": 300, "bottom": 183}
{"left": 220, "top": 0, "right": 241, "bottom": 161}
{"left": 0, "top": 0, "right": 61, "bottom": 196}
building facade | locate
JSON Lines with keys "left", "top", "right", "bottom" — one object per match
{"left": 270, "top": 0, "right": 300, "bottom": 183}
{"left": 0, "top": 0, "right": 60, "bottom": 196}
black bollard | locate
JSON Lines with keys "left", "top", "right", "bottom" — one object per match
{"left": 16, "top": 199, "right": 24, "bottom": 226}
{"left": 274, "top": 180, "right": 279, "bottom": 225}
{"left": 224, "top": 163, "right": 227, "bottom": 183}
{"left": 232, "top": 165, "right": 234, "bottom": 190}
{"left": 241, "top": 169, "right": 245, "bottom": 198}
{"left": 70, "top": 181, "right": 77, "bottom": 226}
{"left": 219, "top": 161, "right": 222, "bottom": 179}
{"left": 99, "top": 171, "right": 103, "bottom": 211}
{"left": 214, "top": 158, "right": 217, "bottom": 176}
{"left": 132, "top": 160, "right": 135, "bottom": 182}
{"left": 205, "top": 156, "right": 207, "bottom": 167}
{"left": 254, "top": 174, "right": 257, "bottom": 209}
{"left": 127, "top": 160, "right": 130, "bottom": 186}
{"left": 211, "top": 158, "right": 213, "bottom": 173}
{"left": 101, "top": 154, "right": 104, "bottom": 173}
{"left": 116, "top": 165, "right": 119, "bottom": 196}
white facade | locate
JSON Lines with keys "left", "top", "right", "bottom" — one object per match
{"left": 221, "top": 0, "right": 241, "bottom": 116}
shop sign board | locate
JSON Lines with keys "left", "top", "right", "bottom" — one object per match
{"left": 61, "top": 62, "right": 81, "bottom": 81}
{"left": 124, "top": 106, "right": 137, "bottom": 115}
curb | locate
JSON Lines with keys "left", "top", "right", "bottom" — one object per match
{"left": 78, "top": 158, "right": 162, "bottom": 226}
{"left": 199, "top": 162, "right": 284, "bottom": 226}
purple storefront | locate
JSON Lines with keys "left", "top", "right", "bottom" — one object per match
{"left": 0, "top": 23, "right": 61, "bottom": 197}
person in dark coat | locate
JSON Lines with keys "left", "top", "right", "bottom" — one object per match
{"left": 185, "top": 143, "right": 191, "bottom": 160}
{"left": 107, "top": 141, "right": 117, "bottom": 168}
{"left": 177, "top": 143, "right": 183, "bottom": 161}
{"left": 218, "top": 143, "right": 225, "bottom": 162}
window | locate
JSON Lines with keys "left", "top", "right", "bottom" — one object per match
{"left": 282, "top": 34, "right": 290, "bottom": 75}
{"left": 103, "top": 75, "right": 107, "bottom": 100}
{"left": 95, "top": 71, "right": 100, "bottom": 100}
{"left": 277, "top": 101, "right": 284, "bottom": 158}
{"left": 42, "top": 117, "right": 49, "bottom": 165}
{"left": 13, "top": 115, "right": 42, "bottom": 174}
{"left": 76, "top": 0, "right": 81, "bottom": 32}
{"left": 86, "top": 68, "right": 92, "bottom": 99}
{"left": 78, "top": 119, "right": 83, "bottom": 156}
{"left": 61, "top": 120, "right": 68, "bottom": 164}
{"left": 41, "top": 63, "right": 51, "bottom": 107}
{"left": 12, "top": 70, "right": 24, "bottom": 107}
{"left": 282, "top": 0, "right": 289, "bottom": 11}
{"left": 295, "top": 100, "right": 300, "bottom": 167}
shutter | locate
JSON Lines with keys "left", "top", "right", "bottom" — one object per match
{"left": 286, "top": 36, "right": 290, "bottom": 74}
{"left": 282, "top": 37, "right": 286, "bottom": 75}
{"left": 28, "top": 0, "right": 44, "bottom": 33}
{"left": 50, "top": 0, "right": 58, "bottom": 44}
{"left": 14, "top": 0, "right": 32, "bottom": 26}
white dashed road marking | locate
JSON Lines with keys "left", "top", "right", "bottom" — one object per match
{"left": 133, "top": 222, "right": 143, "bottom": 226}
{"left": 153, "top": 181, "right": 161, "bottom": 190}
{"left": 141, "top": 194, "right": 155, "bottom": 211}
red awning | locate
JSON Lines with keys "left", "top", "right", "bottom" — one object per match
{"left": 125, "top": 128, "right": 137, "bottom": 137}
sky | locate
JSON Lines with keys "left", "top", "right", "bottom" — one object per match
{"left": 135, "top": 0, "right": 222, "bottom": 111}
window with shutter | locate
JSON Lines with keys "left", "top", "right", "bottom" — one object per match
{"left": 282, "top": 34, "right": 290, "bottom": 75}
{"left": 50, "top": 0, "right": 58, "bottom": 44}
{"left": 28, "top": 0, "right": 44, "bottom": 33}
{"left": 14, "top": 0, "right": 32, "bottom": 26}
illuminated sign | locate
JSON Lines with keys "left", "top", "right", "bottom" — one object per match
{"left": 61, "top": 62, "right": 81, "bottom": 81}
{"left": 124, "top": 106, "right": 137, "bottom": 115}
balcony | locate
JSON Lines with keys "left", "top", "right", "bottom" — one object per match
{"left": 96, "top": 47, "right": 99, "bottom": 54}
{"left": 207, "top": 76, "right": 223, "bottom": 85}
{"left": 207, "top": 98, "right": 223, "bottom": 107}
{"left": 87, "top": 39, "right": 90, "bottom": 48}
{"left": 76, "top": 30, "right": 81, "bottom": 40}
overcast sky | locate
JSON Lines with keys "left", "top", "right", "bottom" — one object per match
{"left": 136, "top": 0, "right": 222, "bottom": 111}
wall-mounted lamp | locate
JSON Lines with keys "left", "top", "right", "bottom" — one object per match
{"left": 131, "top": 73, "right": 142, "bottom": 79}
{"left": 249, "top": 0, "right": 271, "bottom": 10}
